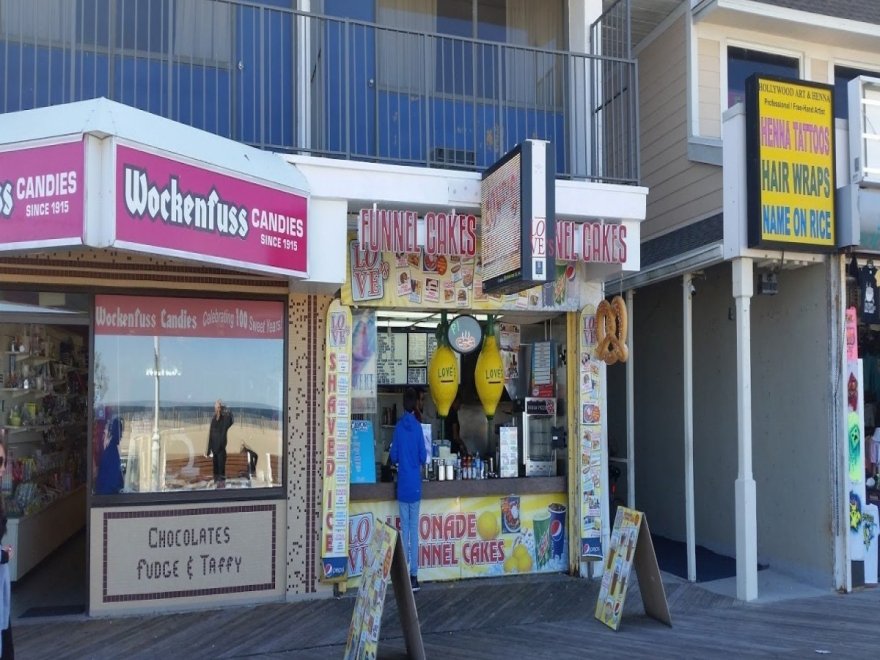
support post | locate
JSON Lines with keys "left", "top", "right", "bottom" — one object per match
{"left": 683, "top": 274, "right": 695, "bottom": 583}
{"left": 733, "top": 257, "right": 758, "bottom": 601}
{"left": 625, "top": 288, "right": 635, "bottom": 508}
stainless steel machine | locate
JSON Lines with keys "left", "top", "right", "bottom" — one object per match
{"left": 521, "top": 397, "right": 557, "bottom": 476}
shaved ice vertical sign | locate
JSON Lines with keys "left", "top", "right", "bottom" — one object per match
{"left": 746, "top": 75, "right": 835, "bottom": 250}
{"left": 322, "top": 300, "right": 353, "bottom": 580}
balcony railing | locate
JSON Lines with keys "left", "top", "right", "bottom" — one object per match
{"left": 0, "top": 0, "right": 639, "bottom": 184}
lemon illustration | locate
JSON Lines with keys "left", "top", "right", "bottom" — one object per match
{"left": 477, "top": 511, "right": 499, "bottom": 540}
{"left": 504, "top": 555, "right": 518, "bottom": 573}
{"left": 513, "top": 543, "right": 533, "bottom": 572}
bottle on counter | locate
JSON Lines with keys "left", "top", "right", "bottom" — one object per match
{"left": 438, "top": 459, "right": 446, "bottom": 481}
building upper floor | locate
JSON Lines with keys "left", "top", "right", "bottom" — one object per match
{"left": 631, "top": 0, "right": 880, "bottom": 240}
{"left": 0, "top": 0, "right": 642, "bottom": 185}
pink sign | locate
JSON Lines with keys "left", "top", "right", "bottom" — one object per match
{"left": 95, "top": 295, "right": 284, "bottom": 339}
{"left": 115, "top": 145, "right": 307, "bottom": 277}
{"left": 0, "top": 140, "right": 84, "bottom": 244}
{"left": 846, "top": 306, "right": 858, "bottom": 361}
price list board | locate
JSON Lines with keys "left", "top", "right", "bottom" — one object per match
{"left": 530, "top": 340, "right": 555, "bottom": 398}
{"left": 377, "top": 332, "right": 407, "bottom": 385}
{"left": 407, "top": 333, "right": 428, "bottom": 385}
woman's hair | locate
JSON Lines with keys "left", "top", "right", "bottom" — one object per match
{"left": 403, "top": 387, "right": 418, "bottom": 413}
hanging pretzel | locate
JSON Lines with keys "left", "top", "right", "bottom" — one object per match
{"left": 595, "top": 296, "right": 629, "bottom": 365}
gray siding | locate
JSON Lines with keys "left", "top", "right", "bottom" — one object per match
{"left": 631, "top": 277, "right": 686, "bottom": 538}
{"left": 750, "top": 263, "right": 834, "bottom": 583}
{"left": 640, "top": 15, "right": 722, "bottom": 241}
{"left": 614, "top": 261, "right": 833, "bottom": 584}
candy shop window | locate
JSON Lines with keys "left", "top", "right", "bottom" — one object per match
{"left": 92, "top": 295, "right": 284, "bottom": 495}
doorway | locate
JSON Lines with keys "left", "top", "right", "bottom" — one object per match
{"left": 0, "top": 295, "right": 90, "bottom": 618}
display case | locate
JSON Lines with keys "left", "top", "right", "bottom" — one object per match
{"left": 522, "top": 398, "right": 557, "bottom": 476}
{"left": 0, "top": 323, "right": 88, "bottom": 580}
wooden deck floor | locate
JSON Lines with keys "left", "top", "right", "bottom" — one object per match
{"left": 14, "top": 571, "right": 877, "bottom": 659}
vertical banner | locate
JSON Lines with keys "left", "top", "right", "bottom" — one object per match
{"left": 847, "top": 359, "right": 866, "bottom": 561}
{"left": 322, "top": 300, "right": 353, "bottom": 580}
{"left": 351, "top": 310, "right": 378, "bottom": 413}
{"left": 579, "top": 304, "right": 604, "bottom": 558}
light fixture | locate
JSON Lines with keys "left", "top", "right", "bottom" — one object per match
{"left": 757, "top": 272, "right": 778, "bottom": 296}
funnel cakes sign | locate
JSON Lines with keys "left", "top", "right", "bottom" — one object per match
{"left": 115, "top": 144, "right": 308, "bottom": 277}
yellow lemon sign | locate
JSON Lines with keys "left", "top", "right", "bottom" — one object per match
{"left": 475, "top": 320, "right": 504, "bottom": 419}
{"left": 429, "top": 340, "right": 459, "bottom": 416}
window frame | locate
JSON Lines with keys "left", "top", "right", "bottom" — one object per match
{"left": 89, "top": 291, "right": 288, "bottom": 507}
{"left": 833, "top": 62, "right": 880, "bottom": 121}
{"left": 724, "top": 42, "right": 802, "bottom": 111}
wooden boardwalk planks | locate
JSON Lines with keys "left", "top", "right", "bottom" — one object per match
{"left": 14, "top": 572, "right": 877, "bottom": 659}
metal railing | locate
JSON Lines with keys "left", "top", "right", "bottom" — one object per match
{"left": 0, "top": 0, "right": 639, "bottom": 184}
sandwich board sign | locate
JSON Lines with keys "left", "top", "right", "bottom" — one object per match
{"left": 595, "top": 507, "right": 671, "bottom": 631}
{"left": 344, "top": 520, "right": 425, "bottom": 659}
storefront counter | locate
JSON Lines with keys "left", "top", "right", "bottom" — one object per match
{"left": 350, "top": 476, "right": 566, "bottom": 502}
{"left": 347, "top": 477, "right": 569, "bottom": 585}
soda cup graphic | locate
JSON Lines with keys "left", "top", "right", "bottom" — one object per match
{"left": 548, "top": 503, "right": 567, "bottom": 558}
{"left": 533, "top": 512, "right": 552, "bottom": 568}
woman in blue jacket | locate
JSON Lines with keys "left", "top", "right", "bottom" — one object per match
{"left": 389, "top": 387, "right": 427, "bottom": 591}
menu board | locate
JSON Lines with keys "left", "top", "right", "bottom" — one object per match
{"left": 407, "top": 368, "right": 426, "bottom": 385}
{"left": 377, "top": 332, "right": 407, "bottom": 385}
{"left": 499, "top": 427, "right": 519, "bottom": 478}
{"left": 530, "top": 340, "right": 555, "bottom": 398}
{"left": 408, "top": 333, "right": 427, "bottom": 367}
{"left": 427, "top": 333, "right": 438, "bottom": 363}
{"left": 406, "top": 332, "right": 428, "bottom": 385}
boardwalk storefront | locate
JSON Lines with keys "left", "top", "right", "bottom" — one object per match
{"left": 0, "top": 99, "right": 344, "bottom": 615}
{"left": 292, "top": 141, "right": 646, "bottom": 589}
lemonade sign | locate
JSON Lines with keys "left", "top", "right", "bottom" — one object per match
{"left": 347, "top": 493, "right": 568, "bottom": 585}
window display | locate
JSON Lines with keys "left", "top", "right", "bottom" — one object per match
{"left": 0, "top": 322, "right": 88, "bottom": 515}
{"left": 93, "top": 295, "right": 285, "bottom": 493}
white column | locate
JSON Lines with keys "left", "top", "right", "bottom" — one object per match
{"left": 297, "top": 0, "right": 312, "bottom": 151}
{"left": 683, "top": 274, "right": 696, "bottom": 582}
{"left": 625, "top": 288, "right": 635, "bottom": 508}
{"left": 568, "top": 1, "right": 602, "bottom": 177}
{"left": 733, "top": 257, "right": 758, "bottom": 601}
